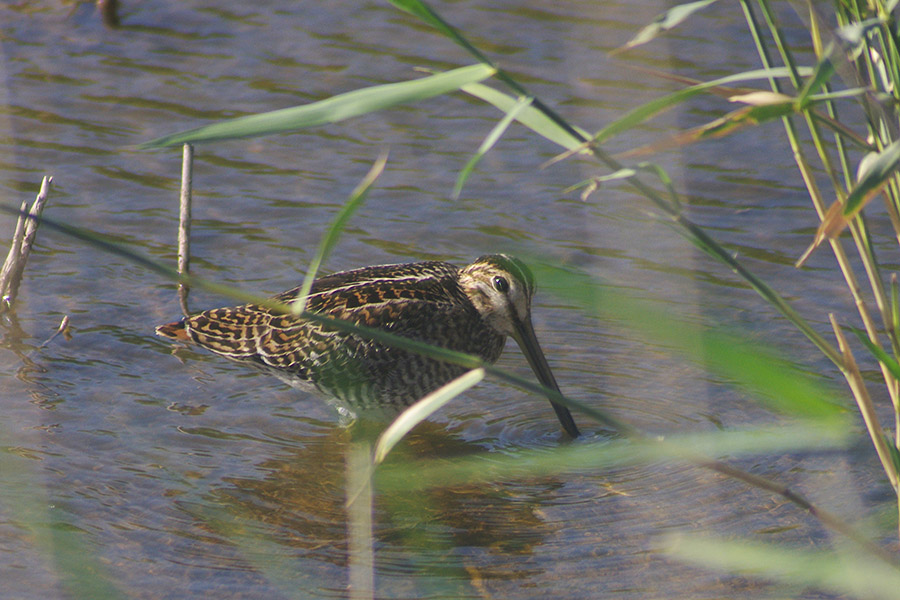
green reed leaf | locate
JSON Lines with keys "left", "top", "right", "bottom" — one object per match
{"left": 0, "top": 448, "right": 126, "bottom": 600}
{"left": 49, "top": 518, "right": 126, "bottom": 600}
{"left": 386, "top": 0, "right": 448, "bottom": 32}
{"left": 291, "top": 153, "right": 387, "bottom": 315}
{"left": 373, "top": 369, "right": 485, "bottom": 464}
{"left": 796, "top": 51, "right": 835, "bottom": 109}
{"left": 531, "top": 262, "right": 847, "bottom": 420}
{"left": 892, "top": 275, "right": 900, "bottom": 339}
{"left": 884, "top": 434, "right": 900, "bottom": 477}
{"left": 586, "top": 167, "right": 636, "bottom": 183}
{"left": 376, "top": 423, "right": 849, "bottom": 491}
{"left": 618, "top": 100, "right": 796, "bottom": 158}
{"left": 461, "top": 83, "right": 588, "bottom": 150}
{"left": 850, "top": 325, "right": 900, "bottom": 381}
{"left": 845, "top": 139, "right": 900, "bottom": 216}
{"left": 386, "top": 0, "right": 483, "bottom": 60}
{"left": 565, "top": 163, "right": 679, "bottom": 205}
{"left": 142, "top": 64, "right": 496, "bottom": 147}
{"left": 667, "top": 535, "right": 900, "bottom": 599}
{"left": 453, "top": 96, "right": 532, "bottom": 199}
{"left": 388, "top": 0, "right": 467, "bottom": 46}
{"left": 593, "top": 67, "right": 810, "bottom": 145}
{"left": 619, "top": 0, "right": 722, "bottom": 51}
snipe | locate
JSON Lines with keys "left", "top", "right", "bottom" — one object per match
{"left": 156, "top": 254, "right": 579, "bottom": 437}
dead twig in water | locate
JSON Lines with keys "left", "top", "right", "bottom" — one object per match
{"left": 37, "top": 315, "right": 71, "bottom": 349}
{"left": 178, "top": 143, "right": 193, "bottom": 317}
{"left": 1, "top": 176, "right": 53, "bottom": 313}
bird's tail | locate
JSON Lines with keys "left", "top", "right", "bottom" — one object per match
{"left": 155, "top": 320, "right": 190, "bottom": 341}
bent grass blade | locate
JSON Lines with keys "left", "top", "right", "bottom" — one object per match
{"left": 453, "top": 96, "right": 532, "bottom": 199}
{"left": 142, "top": 64, "right": 496, "bottom": 148}
{"left": 461, "top": 83, "right": 588, "bottom": 151}
{"left": 373, "top": 369, "right": 485, "bottom": 464}
{"left": 291, "top": 153, "right": 387, "bottom": 315}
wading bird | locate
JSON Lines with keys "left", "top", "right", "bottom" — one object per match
{"left": 156, "top": 254, "right": 579, "bottom": 437}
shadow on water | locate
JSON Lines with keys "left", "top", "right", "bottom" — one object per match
{"left": 105, "top": 417, "right": 581, "bottom": 598}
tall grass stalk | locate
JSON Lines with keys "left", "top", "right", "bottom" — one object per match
{"left": 346, "top": 436, "right": 375, "bottom": 600}
{"left": 733, "top": 0, "right": 900, "bottom": 528}
{"left": 572, "top": 0, "right": 900, "bottom": 538}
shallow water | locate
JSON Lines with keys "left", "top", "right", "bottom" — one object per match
{"left": 0, "top": 1, "right": 893, "bottom": 598}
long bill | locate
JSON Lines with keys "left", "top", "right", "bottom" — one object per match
{"left": 511, "top": 316, "right": 580, "bottom": 438}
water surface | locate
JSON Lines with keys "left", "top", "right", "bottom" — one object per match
{"left": 0, "top": 1, "right": 889, "bottom": 598}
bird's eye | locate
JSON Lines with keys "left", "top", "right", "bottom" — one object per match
{"left": 492, "top": 276, "right": 509, "bottom": 293}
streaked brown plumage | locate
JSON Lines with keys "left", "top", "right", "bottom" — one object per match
{"left": 156, "top": 254, "right": 579, "bottom": 437}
